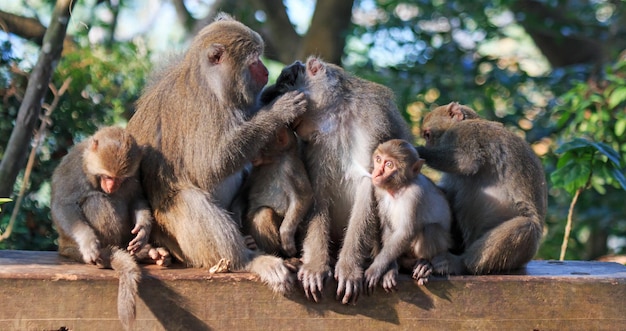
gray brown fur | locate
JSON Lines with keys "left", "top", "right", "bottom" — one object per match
{"left": 295, "top": 57, "right": 413, "bottom": 304}
{"left": 50, "top": 126, "right": 151, "bottom": 330}
{"left": 241, "top": 126, "right": 313, "bottom": 257}
{"left": 125, "top": 14, "right": 307, "bottom": 293}
{"left": 417, "top": 102, "right": 547, "bottom": 275}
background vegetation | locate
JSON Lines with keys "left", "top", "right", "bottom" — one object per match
{"left": 1, "top": 0, "right": 625, "bottom": 262}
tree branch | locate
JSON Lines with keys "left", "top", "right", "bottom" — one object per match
{"left": 0, "top": 0, "right": 76, "bottom": 197}
{"left": 0, "top": 10, "right": 46, "bottom": 45}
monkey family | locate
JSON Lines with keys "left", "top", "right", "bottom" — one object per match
{"left": 50, "top": 14, "right": 547, "bottom": 321}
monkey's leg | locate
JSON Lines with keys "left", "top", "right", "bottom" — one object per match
{"left": 247, "top": 207, "right": 281, "bottom": 255}
{"left": 461, "top": 215, "right": 543, "bottom": 274}
{"left": 161, "top": 188, "right": 293, "bottom": 293}
{"left": 412, "top": 223, "right": 452, "bottom": 275}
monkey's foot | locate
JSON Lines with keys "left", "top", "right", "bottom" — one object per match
{"left": 248, "top": 254, "right": 295, "bottom": 294}
{"left": 148, "top": 246, "right": 172, "bottom": 267}
{"left": 412, "top": 259, "right": 433, "bottom": 285}
{"left": 297, "top": 263, "right": 332, "bottom": 303}
{"left": 209, "top": 258, "right": 231, "bottom": 274}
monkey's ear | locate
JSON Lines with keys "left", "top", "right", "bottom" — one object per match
{"left": 208, "top": 44, "right": 226, "bottom": 65}
{"left": 89, "top": 138, "right": 99, "bottom": 152}
{"left": 447, "top": 102, "right": 465, "bottom": 122}
{"left": 413, "top": 158, "right": 425, "bottom": 175}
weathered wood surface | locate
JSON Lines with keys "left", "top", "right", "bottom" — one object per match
{"left": 1, "top": 250, "right": 625, "bottom": 331}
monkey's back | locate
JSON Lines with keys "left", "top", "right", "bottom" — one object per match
{"left": 441, "top": 120, "right": 547, "bottom": 243}
{"left": 51, "top": 141, "right": 136, "bottom": 254}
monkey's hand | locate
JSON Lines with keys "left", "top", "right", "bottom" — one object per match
{"left": 269, "top": 90, "right": 308, "bottom": 124}
{"left": 77, "top": 233, "right": 101, "bottom": 265}
{"left": 364, "top": 264, "right": 383, "bottom": 295}
{"left": 334, "top": 260, "right": 364, "bottom": 305}
{"left": 128, "top": 223, "right": 149, "bottom": 254}
{"left": 412, "top": 259, "right": 433, "bottom": 285}
{"left": 381, "top": 267, "right": 398, "bottom": 293}
{"left": 297, "top": 262, "right": 332, "bottom": 303}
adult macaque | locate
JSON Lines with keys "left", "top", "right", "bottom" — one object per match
{"left": 241, "top": 125, "right": 312, "bottom": 257}
{"left": 51, "top": 126, "right": 163, "bottom": 330}
{"left": 125, "top": 14, "right": 307, "bottom": 293}
{"left": 364, "top": 139, "right": 452, "bottom": 292}
{"left": 417, "top": 102, "right": 547, "bottom": 275}
{"left": 295, "top": 57, "right": 413, "bottom": 304}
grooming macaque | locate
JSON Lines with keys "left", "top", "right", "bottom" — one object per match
{"left": 125, "top": 14, "right": 307, "bottom": 293}
{"left": 51, "top": 126, "right": 163, "bottom": 330}
{"left": 241, "top": 125, "right": 312, "bottom": 257}
{"left": 364, "top": 139, "right": 451, "bottom": 292}
{"left": 295, "top": 56, "right": 413, "bottom": 304}
{"left": 417, "top": 102, "right": 547, "bottom": 275}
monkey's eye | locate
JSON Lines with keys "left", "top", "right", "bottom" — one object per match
{"left": 385, "top": 161, "right": 394, "bottom": 169}
{"left": 375, "top": 155, "right": 382, "bottom": 164}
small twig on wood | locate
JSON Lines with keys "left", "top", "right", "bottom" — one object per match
{"left": 0, "top": 78, "right": 71, "bottom": 242}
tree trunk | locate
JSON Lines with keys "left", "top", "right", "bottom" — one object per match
{"left": 0, "top": 0, "right": 76, "bottom": 197}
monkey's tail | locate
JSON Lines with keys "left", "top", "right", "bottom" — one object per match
{"left": 110, "top": 247, "right": 141, "bottom": 331}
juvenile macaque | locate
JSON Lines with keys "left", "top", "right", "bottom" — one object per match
{"left": 125, "top": 14, "right": 307, "bottom": 293}
{"left": 51, "top": 126, "right": 166, "bottom": 330}
{"left": 241, "top": 125, "right": 312, "bottom": 257}
{"left": 295, "top": 57, "right": 413, "bottom": 304}
{"left": 417, "top": 102, "right": 547, "bottom": 275}
{"left": 364, "top": 139, "right": 452, "bottom": 291}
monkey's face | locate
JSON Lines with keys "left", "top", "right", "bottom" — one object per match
{"left": 248, "top": 57, "right": 269, "bottom": 94}
{"left": 371, "top": 151, "right": 411, "bottom": 194}
{"left": 99, "top": 175, "right": 126, "bottom": 194}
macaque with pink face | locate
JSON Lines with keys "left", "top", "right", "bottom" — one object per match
{"left": 365, "top": 139, "right": 452, "bottom": 291}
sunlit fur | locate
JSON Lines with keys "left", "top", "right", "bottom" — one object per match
{"left": 296, "top": 56, "right": 413, "bottom": 304}
{"left": 126, "top": 13, "right": 307, "bottom": 294}
{"left": 417, "top": 102, "right": 547, "bottom": 275}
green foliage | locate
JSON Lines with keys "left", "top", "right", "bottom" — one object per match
{"left": 551, "top": 138, "right": 625, "bottom": 195}
{"left": 0, "top": 38, "right": 151, "bottom": 250}
{"left": 0, "top": 198, "right": 10, "bottom": 212}
{"left": 541, "top": 59, "right": 626, "bottom": 259}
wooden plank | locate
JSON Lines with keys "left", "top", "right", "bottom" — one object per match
{"left": 1, "top": 250, "right": 625, "bottom": 330}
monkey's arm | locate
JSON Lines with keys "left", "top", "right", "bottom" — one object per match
{"left": 128, "top": 196, "right": 153, "bottom": 254}
{"left": 364, "top": 229, "right": 413, "bottom": 293}
{"left": 298, "top": 198, "right": 333, "bottom": 303}
{"left": 334, "top": 178, "right": 377, "bottom": 305}
{"left": 51, "top": 201, "right": 100, "bottom": 264}
{"left": 203, "top": 91, "right": 307, "bottom": 183}
{"left": 416, "top": 145, "right": 483, "bottom": 176}
{"left": 280, "top": 162, "right": 313, "bottom": 257}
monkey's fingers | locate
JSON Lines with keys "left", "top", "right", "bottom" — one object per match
{"left": 382, "top": 269, "right": 398, "bottom": 293}
{"left": 297, "top": 268, "right": 326, "bottom": 302}
{"left": 412, "top": 259, "right": 434, "bottom": 285}
{"left": 337, "top": 279, "right": 362, "bottom": 305}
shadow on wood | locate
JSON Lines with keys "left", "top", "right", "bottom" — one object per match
{"left": 1, "top": 250, "right": 625, "bottom": 330}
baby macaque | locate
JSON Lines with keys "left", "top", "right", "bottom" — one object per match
{"left": 417, "top": 102, "right": 547, "bottom": 275}
{"left": 242, "top": 125, "right": 313, "bottom": 257}
{"left": 364, "top": 139, "right": 452, "bottom": 292}
{"left": 51, "top": 126, "right": 168, "bottom": 330}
